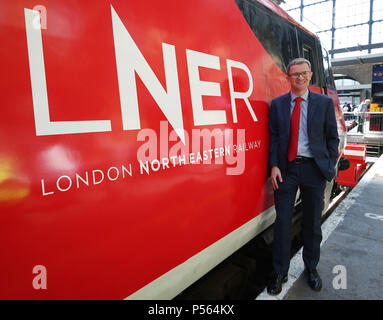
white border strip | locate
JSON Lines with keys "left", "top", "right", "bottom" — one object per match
{"left": 343, "top": 149, "right": 365, "bottom": 157}
{"left": 256, "top": 154, "right": 383, "bottom": 300}
{"left": 126, "top": 207, "right": 276, "bottom": 300}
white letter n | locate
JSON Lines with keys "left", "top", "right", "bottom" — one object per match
{"left": 111, "top": 6, "right": 185, "bottom": 143}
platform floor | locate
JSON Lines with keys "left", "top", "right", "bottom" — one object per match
{"left": 257, "top": 153, "right": 383, "bottom": 300}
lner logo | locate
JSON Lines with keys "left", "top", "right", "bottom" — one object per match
{"left": 24, "top": 6, "right": 257, "bottom": 143}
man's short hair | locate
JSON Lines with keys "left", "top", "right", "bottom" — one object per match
{"left": 287, "top": 58, "right": 311, "bottom": 74}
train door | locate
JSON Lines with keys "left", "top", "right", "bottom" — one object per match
{"left": 296, "top": 29, "right": 322, "bottom": 93}
{"left": 321, "top": 46, "right": 336, "bottom": 92}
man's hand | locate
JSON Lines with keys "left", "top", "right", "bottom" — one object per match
{"left": 271, "top": 166, "right": 283, "bottom": 190}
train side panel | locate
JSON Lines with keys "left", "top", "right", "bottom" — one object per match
{"left": 0, "top": 0, "right": 344, "bottom": 299}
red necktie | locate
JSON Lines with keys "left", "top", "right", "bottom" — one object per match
{"left": 287, "top": 97, "right": 303, "bottom": 162}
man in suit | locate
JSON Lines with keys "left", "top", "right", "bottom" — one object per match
{"left": 267, "top": 58, "right": 339, "bottom": 295}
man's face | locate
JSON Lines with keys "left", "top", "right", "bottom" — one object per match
{"left": 287, "top": 63, "right": 312, "bottom": 94}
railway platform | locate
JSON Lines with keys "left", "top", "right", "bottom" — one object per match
{"left": 257, "top": 153, "right": 383, "bottom": 300}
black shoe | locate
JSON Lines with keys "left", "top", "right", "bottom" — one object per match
{"left": 267, "top": 274, "right": 288, "bottom": 296}
{"left": 306, "top": 269, "right": 322, "bottom": 292}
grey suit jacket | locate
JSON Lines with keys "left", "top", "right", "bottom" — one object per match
{"left": 268, "top": 90, "right": 340, "bottom": 181}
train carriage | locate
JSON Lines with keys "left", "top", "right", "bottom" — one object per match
{"left": 0, "top": 0, "right": 345, "bottom": 299}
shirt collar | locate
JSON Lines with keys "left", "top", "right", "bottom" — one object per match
{"left": 290, "top": 90, "right": 309, "bottom": 102}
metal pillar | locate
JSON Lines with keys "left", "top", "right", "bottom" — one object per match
{"left": 331, "top": 0, "right": 336, "bottom": 59}
{"left": 368, "top": 0, "right": 374, "bottom": 54}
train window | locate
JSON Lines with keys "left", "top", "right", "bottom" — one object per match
{"left": 296, "top": 27, "right": 320, "bottom": 87}
{"left": 234, "top": 0, "right": 299, "bottom": 74}
{"left": 302, "top": 45, "right": 317, "bottom": 85}
{"left": 303, "top": 46, "right": 312, "bottom": 63}
{"left": 322, "top": 46, "right": 336, "bottom": 89}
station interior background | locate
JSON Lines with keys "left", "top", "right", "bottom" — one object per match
{"left": 274, "top": 0, "right": 383, "bottom": 106}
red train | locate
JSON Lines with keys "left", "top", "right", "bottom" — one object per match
{"left": 0, "top": 0, "right": 346, "bottom": 299}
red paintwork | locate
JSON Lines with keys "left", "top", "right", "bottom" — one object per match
{"left": 0, "top": 0, "right": 344, "bottom": 299}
